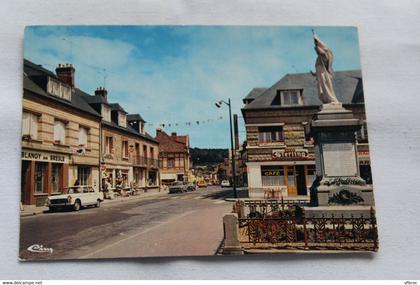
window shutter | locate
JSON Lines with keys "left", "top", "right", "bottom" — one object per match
{"left": 30, "top": 114, "right": 38, "bottom": 139}
{"left": 79, "top": 127, "right": 88, "bottom": 146}
{"left": 22, "top": 112, "right": 30, "bottom": 136}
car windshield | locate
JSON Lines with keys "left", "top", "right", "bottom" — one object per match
{"left": 67, "top": 187, "right": 82, "bottom": 194}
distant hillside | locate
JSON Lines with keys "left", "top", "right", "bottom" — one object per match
{"left": 190, "top": 148, "right": 228, "bottom": 166}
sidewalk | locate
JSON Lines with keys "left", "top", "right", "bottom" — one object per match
{"left": 20, "top": 189, "right": 169, "bottom": 217}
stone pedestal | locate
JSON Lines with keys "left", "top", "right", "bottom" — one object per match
{"left": 311, "top": 103, "right": 374, "bottom": 207}
{"left": 222, "top": 214, "right": 244, "bottom": 255}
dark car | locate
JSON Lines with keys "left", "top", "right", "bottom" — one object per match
{"left": 168, "top": 181, "right": 187, "bottom": 194}
{"left": 186, "top": 182, "right": 196, "bottom": 192}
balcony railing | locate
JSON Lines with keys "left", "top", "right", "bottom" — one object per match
{"left": 131, "top": 156, "right": 162, "bottom": 168}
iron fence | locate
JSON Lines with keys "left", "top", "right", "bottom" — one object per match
{"left": 237, "top": 203, "right": 378, "bottom": 251}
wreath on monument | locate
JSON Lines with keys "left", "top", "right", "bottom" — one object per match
{"left": 328, "top": 189, "right": 364, "bottom": 205}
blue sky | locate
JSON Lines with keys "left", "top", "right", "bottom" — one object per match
{"left": 24, "top": 26, "right": 361, "bottom": 148}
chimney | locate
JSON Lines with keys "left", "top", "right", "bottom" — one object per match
{"left": 156, "top": 128, "right": 162, "bottom": 136}
{"left": 171, "top": 132, "right": 177, "bottom": 137}
{"left": 233, "top": 114, "right": 239, "bottom": 150}
{"left": 94, "top": 87, "right": 108, "bottom": 102}
{"left": 56, "top": 63, "right": 75, "bottom": 87}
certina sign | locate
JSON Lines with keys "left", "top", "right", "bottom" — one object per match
{"left": 22, "top": 150, "right": 69, "bottom": 163}
{"left": 272, "top": 149, "right": 308, "bottom": 159}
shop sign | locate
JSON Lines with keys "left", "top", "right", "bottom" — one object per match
{"left": 272, "top": 149, "right": 308, "bottom": 159}
{"left": 262, "top": 169, "right": 283, "bottom": 176}
{"left": 22, "top": 150, "right": 68, "bottom": 163}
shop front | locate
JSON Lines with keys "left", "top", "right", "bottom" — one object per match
{"left": 21, "top": 149, "right": 70, "bottom": 206}
{"left": 247, "top": 148, "right": 315, "bottom": 199}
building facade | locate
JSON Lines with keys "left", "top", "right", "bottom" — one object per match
{"left": 82, "top": 88, "right": 161, "bottom": 191}
{"left": 242, "top": 70, "right": 372, "bottom": 198}
{"left": 155, "top": 130, "right": 191, "bottom": 184}
{"left": 22, "top": 60, "right": 101, "bottom": 206}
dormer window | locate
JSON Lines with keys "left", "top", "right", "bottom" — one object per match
{"left": 102, "top": 105, "right": 111, "bottom": 122}
{"left": 118, "top": 112, "right": 127, "bottom": 128}
{"left": 272, "top": 90, "right": 303, "bottom": 106}
{"left": 47, "top": 77, "right": 71, "bottom": 101}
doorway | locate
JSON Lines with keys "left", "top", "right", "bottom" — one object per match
{"left": 295, "top": 165, "right": 307, "bottom": 195}
{"left": 21, "top": 161, "right": 31, "bottom": 204}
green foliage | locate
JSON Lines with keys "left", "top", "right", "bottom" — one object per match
{"left": 190, "top": 147, "right": 228, "bottom": 166}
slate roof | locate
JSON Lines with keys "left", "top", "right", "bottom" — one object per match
{"left": 102, "top": 120, "right": 158, "bottom": 144}
{"left": 80, "top": 93, "right": 109, "bottom": 105}
{"left": 109, "top": 103, "right": 127, "bottom": 113}
{"left": 127, "top": 114, "right": 145, "bottom": 122}
{"left": 243, "top": 70, "right": 363, "bottom": 110}
{"left": 244, "top": 88, "right": 267, "bottom": 100}
{"left": 23, "top": 59, "right": 101, "bottom": 118}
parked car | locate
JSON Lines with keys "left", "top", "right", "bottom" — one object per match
{"left": 168, "top": 181, "right": 187, "bottom": 193}
{"left": 221, "top": 180, "right": 231, "bottom": 188}
{"left": 197, "top": 180, "right": 207, "bottom": 188}
{"left": 46, "top": 185, "right": 104, "bottom": 212}
{"left": 186, "top": 182, "right": 197, "bottom": 192}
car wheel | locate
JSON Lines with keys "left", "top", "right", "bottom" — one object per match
{"left": 74, "top": 200, "right": 81, "bottom": 211}
{"left": 95, "top": 199, "right": 101, "bottom": 208}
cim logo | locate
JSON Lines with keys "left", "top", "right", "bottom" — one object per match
{"left": 27, "top": 244, "right": 53, "bottom": 254}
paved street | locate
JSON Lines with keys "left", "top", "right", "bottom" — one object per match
{"left": 19, "top": 186, "right": 238, "bottom": 260}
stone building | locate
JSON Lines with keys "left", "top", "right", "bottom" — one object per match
{"left": 81, "top": 88, "right": 160, "bottom": 191}
{"left": 155, "top": 130, "right": 191, "bottom": 184}
{"left": 21, "top": 59, "right": 101, "bottom": 206}
{"left": 242, "top": 70, "right": 371, "bottom": 198}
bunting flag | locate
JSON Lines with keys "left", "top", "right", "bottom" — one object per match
{"left": 145, "top": 115, "right": 225, "bottom": 129}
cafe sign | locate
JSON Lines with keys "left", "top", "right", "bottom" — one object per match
{"left": 22, "top": 150, "right": 69, "bottom": 163}
{"left": 272, "top": 148, "right": 308, "bottom": 159}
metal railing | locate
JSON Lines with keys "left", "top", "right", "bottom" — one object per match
{"left": 233, "top": 200, "right": 378, "bottom": 251}
{"left": 131, "top": 156, "right": 162, "bottom": 168}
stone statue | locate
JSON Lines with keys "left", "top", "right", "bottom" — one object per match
{"left": 313, "top": 33, "right": 340, "bottom": 104}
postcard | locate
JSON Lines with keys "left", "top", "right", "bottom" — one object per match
{"left": 20, "top": 25, "right": 377, "bottom": 260}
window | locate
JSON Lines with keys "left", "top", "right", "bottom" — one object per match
{"left": 77, "top": 166, "right": 91, "bottom": 186}
{"left": 78, "top": 126, "right": 88, "bottom": 147}
{"left": 22, "top": 112, "right": 39, "bottom": 139}
{"left": 47, "top": 77, "right": 71, "bottom": 100}
{"left": 102, "top": 105, "right": 111, "bottom": 122}
{"left": 261, "top": 166, "right": 284, "bottom": 187}
{"left": 143, "top": 145, "right": 147, "bottom": 157}
{"left": 51, "top": 163, "right": 62, "bottom": 192}
{"left": 105, "top": 136, "right": 113, "bottom": 154}
{"left": 307, "top": 165, "right": 316, "bottom": 186}
{"left": 167, "top": 158, "right": 175, "bottom": 168}
{"left": 53, "top": 120, "right": 66, "bottom": 144}
{"left": 280, "top": 90, "right": 302, "bottom": 106}
{"left": 122, "top": 140, "right": 129, "bottom": 158}
{"left": 118, "top": 113, "right": 127, "bottom": 127}
{"left": 258, "top": 126, "right": 283, "bottom": 143}
{"left": 34, "top": 162, "right": 47, "bottom": 193}
{"left": 150, "top": 147, "right": 154, "bottom": 159}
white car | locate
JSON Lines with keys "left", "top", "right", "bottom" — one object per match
{"left": 46, "top": 185, "right": 104, "bottom": 211}
{"left": 221, "top": 180, "right": 231, "bottom": 188}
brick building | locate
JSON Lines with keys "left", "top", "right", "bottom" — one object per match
{"left": 242, "top": 70, "right": 371, "bottom": 198}
{"left": 155, "top": 130, "right": 191, "bottom": 184}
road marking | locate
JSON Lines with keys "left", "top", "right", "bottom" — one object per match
{"left": 213, "top": 200, "right": 226, "bottom": 204}
{"left": 80, "top": 210, "right": 195, "bottom": 259}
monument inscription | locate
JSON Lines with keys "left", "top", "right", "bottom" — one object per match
{"left": 322, "top": 143, "right": 357, "bottom": 177}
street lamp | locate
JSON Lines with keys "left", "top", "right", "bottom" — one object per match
{"left": 215, "top": 99, "right": 238, "bottom": 198}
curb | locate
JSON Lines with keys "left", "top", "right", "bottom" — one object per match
{"left": 20, "top": 191, "right": 169, "bottom": 217}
